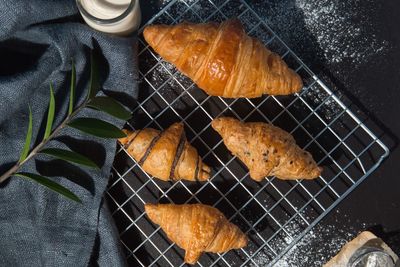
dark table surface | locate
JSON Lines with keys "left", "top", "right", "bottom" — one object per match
{"left": 142, "top": 0, "right": 400, "bottom": 265}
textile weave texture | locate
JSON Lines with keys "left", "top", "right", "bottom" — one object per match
{"left": 0, "top": 1, "right": 138, "bottom": 266}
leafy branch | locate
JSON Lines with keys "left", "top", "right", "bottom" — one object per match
{"left": 0, "top": 52, "right": 131, "bottom": 203}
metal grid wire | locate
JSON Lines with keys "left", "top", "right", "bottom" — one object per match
{"left": 106, "top": 0, "right": 390, "bottom": 266}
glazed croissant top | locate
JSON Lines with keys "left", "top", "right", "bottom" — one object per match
{"left": 212, "top": 117, "right": 322, "bottom": 181}
{"left": 143, "top": 19, "right": 303, "bottom": 98}
{"left": 145, "top": 203, "right": 247, "bottom": 264}
{"left": 119, "top": 123, "right": 210, "bottom": 182}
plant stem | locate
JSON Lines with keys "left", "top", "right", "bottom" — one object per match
{"left": 0, "top": 102, "right": 87, "bottom": 184}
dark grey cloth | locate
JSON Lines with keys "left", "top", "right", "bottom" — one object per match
{"left": 0, "top": 1, "right": 138, "bottom": 266}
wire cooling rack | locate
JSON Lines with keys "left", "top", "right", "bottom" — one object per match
{"left": 106, "top": 0, "right": 390, "bottom": 266}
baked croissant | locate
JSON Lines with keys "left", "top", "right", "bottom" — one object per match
{"left": 118, "top": 122, "right": 210, "bottom": 181}
{"left": 143, "top": 19, "right": 302, "bottom": 98}
{"left": 212, "top": 117, "right": 322, "bottom": 181}
{"left": 145, "top": 203, "right": 248, "bottom": 264}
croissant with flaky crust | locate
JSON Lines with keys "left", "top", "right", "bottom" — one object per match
{"left": 145, "top": 203, "right": 247, "bottom": 265}
{"left": 143, "top": 19, "right": 303, "bottom": 98}
{"left": 212, "top": 117, "right": 322, "bottom": 181}
{"left": 118, "top": 122, "right": 210, "bottom": 182}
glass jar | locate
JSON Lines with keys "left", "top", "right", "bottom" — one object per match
{"left": 348, "top": 246, "right": 396, "bottom": 267}
{"left": 76, "top": 0, "right": 141, "bottom": 36}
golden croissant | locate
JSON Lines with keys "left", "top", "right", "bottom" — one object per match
{"left": 143, "top": 19, "right": 303, "bottom": 98}
{"left": 145, "top": 203, "right": 248, "bottom": 264}
{"left": 118, "top": 122, "right": 210, "bottom": 181}
{"left": 212, "top": 117, "right": 322, "bottom": 181}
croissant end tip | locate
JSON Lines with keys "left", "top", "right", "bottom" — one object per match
{"left": 315, "top": 166, "right": 323, "bottom": 177}
{"left": 143, "top": 25, "right": 155, "bottom": 37}
{"left": 143, "top": 25, "right": 162, "bottom": 47}
{"left": 170, "top": 121, "right": 184, "bottom": 129}
{"left": 144, "top": 203, "right": 154, "bottom": 211}
{"left": 302, "top": 165, "right": 323, "bottom": 180}
{"left": 197, "top": 164, "right": 211, "bottom": 181}
{"left": 211, "top": 117, "right": 226, "bottom": 131}
{"left": 118, "top": 129, "right": 133, "bottom": 145}
{"left": 292, "top": 73, "right": 304, "bottom": 94}
{"left": 238, "top": 234, "right": 248, "bottom": 248}
{"left": 145, "top": 203, "right": 161, "bottom": 224}
{"left": 210, "top": 119, "right": 219, "bottom": 130}
{"left": 211, "top": 117, "right": 240, "bottom": 134}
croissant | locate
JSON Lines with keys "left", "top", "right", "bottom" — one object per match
{"left": 211, "top": 117, "right": 322, "bottom": 181}
{"left": 143, "top": 19, "right": 302, "bottom": 98}
{"left": 145, "top": 203, "right": 248, "bottom": 264}
{"left": 118, "top": 122, "right": 210, "bottom": 182}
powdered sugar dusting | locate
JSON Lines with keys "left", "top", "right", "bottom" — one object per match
{"left": 248, "top": 0, "right": 389, "bottom": 68}
{"left": 302, "top": 82, "right": 343, "bottom": 122}
{"left": 250, "top": 210, "right": 366, "bottom": 266}
{"left": 273, "top": 226, "right": 349, "bottom": 267}
{"left": 296, "top": 0, "right": 389, "bottom": 65}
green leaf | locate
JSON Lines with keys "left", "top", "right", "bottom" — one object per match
{"left": 87, "top": 96, "right": 131, "bottom": 120}
{"left": 87, "top": 52, "right": 100, "bottom": 100}
{"left": 69, "top": 60, "right": 76, "bottom": 115}
{"left": 15, "top": 172, "right": 81, "bottom": 203}
{"left": 68, "top": 118, "right": 126, "bottom": 138}
{"left": 44, "top": 83, "right": 55, "bottom": 140}
{"left": 19, "top": 106, "right": 33, "bottom": 162}
{"left": 39, "top": 148, "right": 99, "bottom": 169}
